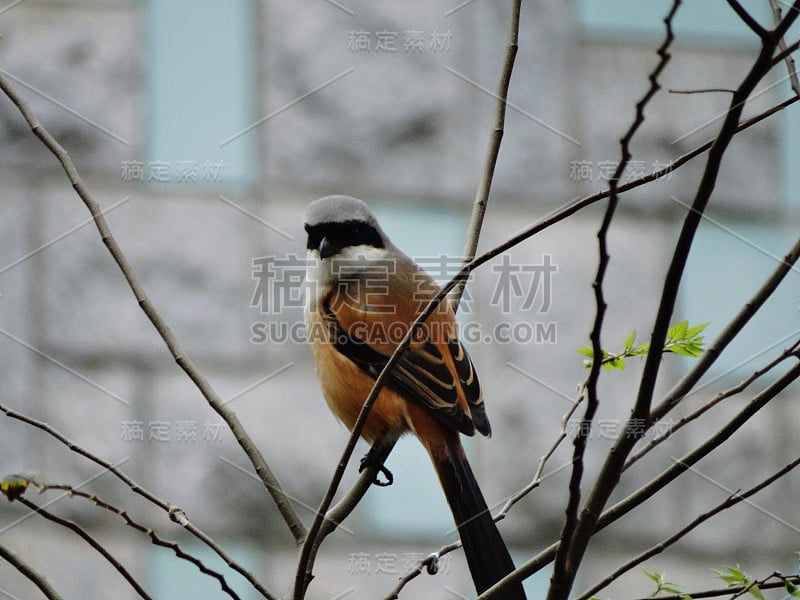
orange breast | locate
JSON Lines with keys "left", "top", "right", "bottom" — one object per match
{"left": 309, "top": 311, "right": 411, "bottom": 443}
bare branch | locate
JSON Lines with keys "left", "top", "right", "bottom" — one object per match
{"left": 17, "top": 497, "right": 154, "bottom": 600}
{"left": 183, "top": 522, "right": 276, "bottom": 600}
{"left": 627, "top": 336, "right": 800, "bottom": 469}
{"left": 383, "top": 550, "right": 459, "bottom": 600}
{"left": 480, "top": 357, "right": 800, "bottom": 597}
{"left": 499, "top": 384, "right": 585, "bottom": 518}
{"left": 0, "top": 543, "right": 64, "bottom": 600}
{"left": 0, "top": 402, "right": 275, "bottom": 600}
{"left": 385, "top": 383, "right": 586, "bottom": 597}
{"left": 772, "top": 0, "right": 800, "bottom": 39}
{"left": 320, "top": 440, "right": 396, "bottom": 540}
{"left": 538, "top": 4, "right": 800, "bottom": 597}
{"left": 295, "top": 436, "right": 397, "bottom": 597}
{"left": 648, "top": 229, "right": 800, "bottom": 425}
{"left": 669, "top": 87, "right": 736, "bottom": 94}
{"left": 636, "top": 575, "right": 800, "bottom": 600}
{"left": 299, "top": 440, "right": 397, "bottom": 595}
{"left": 772, "top": 38, "right": 800, "bottom": 68}
{"left": 0, "top": 71, "right": 305, "bottom": 545}
{"left": 548, "top": 4, "right": 680, "bottom": 599}
{"left": 726, "top": 0, "right": 768, "bottom": 38}
{"left": 576, "top": 455, "right": 800, "bottom": 600}
{"left": 452, "top": 0, "right": 522, "bottom": 309}
{"left": 768, "top": 0, "right": 800, "bottom": 95}
{"left": 35, "top": 484, "right": 251, "bottom": 600}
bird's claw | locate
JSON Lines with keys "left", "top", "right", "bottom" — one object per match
{"left": 359, "top": 453, "right": 394, "bottom": 487}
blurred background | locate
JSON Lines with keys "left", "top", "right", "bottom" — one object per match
{"left": 1, "top": 1, "right": 799, "bottom": 598}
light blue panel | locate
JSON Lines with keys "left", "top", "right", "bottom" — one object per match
{"left": 577, "top": 0, "right": 772, "bottom": 45}
{"left": 578, "top": 1, "right": 800, "bottom": 212}
{"left": 364, "top": 202, "right": 470, "bottom": 538}
{"left": 781, "top": 104, "right": 800, "bottom": 213}
{"left": 147, "top": 0, "right": 255, "bottom": 185}
{"left": 681, "top": 218, "right": 800, "bottom": 383}
{"left": 150, "top": 540, "right": 259, "bottom": 600}
{"left": 520, "top": 560, "right": 551, "bottom": 599}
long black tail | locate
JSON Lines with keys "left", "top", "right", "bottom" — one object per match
{"left": 433, "top": 437, "right": 527, "bottom": 599}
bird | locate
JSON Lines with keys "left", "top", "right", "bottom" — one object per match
{"left": 304, "top": 194, "right": 526, "bottom": 599}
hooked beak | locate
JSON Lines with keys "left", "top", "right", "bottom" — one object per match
{"left": 318, "top": 236, "right": 338, "bottom": 259}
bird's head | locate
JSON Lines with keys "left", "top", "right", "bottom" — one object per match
{"left": 304, "top": 195, "right": 392, "bottom": 263}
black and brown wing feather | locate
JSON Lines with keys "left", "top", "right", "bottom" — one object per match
{"left": 322, "top": 303, "right": 479, "bottom": 436}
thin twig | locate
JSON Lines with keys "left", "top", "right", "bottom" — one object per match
{"left": 768, "top": 0, "right": 800, "bottom": 95}
{"left": 726, "top": 0, "right": 768, "bottom": 38}
{"left": 35, "top": 484, "right": 248, "bottom": 600}
{"left": 542, "top": 5, "right": 800, "bottom": 599}
{"left": 294, "top": 436, "right": 399, "bottom": 596}
{"left": 669, "top": 87, "right": 736, "bottom": 94}
{"left": 319, "top": 440, "right": 396, "bottom": 540}
{"left": 499, "top": 384, "right": 585, "bottom": 518}
{"left": 772, "top": 38, "right": 800, "bottom": 68}
{"left": 301, "top": 440, "right": 396, "bottom": 592}
{"left": 383, "top": 549, "right": 459, "bottom": 600}
{"left": 183, "top": 522, "right": 276, "bottom": 600}
{"left": 0, "top": 402, "right": 275, "bottom": 600}
{"left": 647, "top": 229, "right": 800, "bottom": 425}
{"left": 548, "top": 5, "right": 680, "bottom": 599}
{"left": 0, "top": 403, "right": 170, "bottom": 509}
{"left": 575, "top": 455, "right": 800, "bottom": 600}
{"left": 488, "top": 357, "right": 800, "bottom": 592}
{"left": 626, "top": 337, "right": 800, "bottom": 469}
{"left": 635, "top": 0, "right": 800, "bottom": 430}
{"left": 0, "top": 72, "right": 306, "bottom": 546}
{"left": 452, "top": 0, "right": 522, "bottom": 309}
{"left": 634, "top": 575, "right": 800, "bottom": 600}
{"left": 386, "top": 383, "right": 586, "bottom": 598}
{"left": 0, "top": 543, "right": 64, "bottom": 600}
{"left": 17, "top": 497, "right": 153, "bottom": 600}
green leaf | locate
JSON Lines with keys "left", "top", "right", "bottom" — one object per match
{"left": 714, "top": 565, "right": 749, "bottom": 587}
{"left": 666, "top": 345, "right": 699, "bottom": 357}
{"left": 643, "top": 569, "right": 661, "bottom": 584}
{"left": 685, "top": 322, "right": 709, "bottom": 338}
{"left": 576, "top": 347, "right": 595, "bottom": 358}
{"left": 668, "top": 320, "right": 688, "bottom": 340}
{"left": 748, "top": 584, "right": 765, "bottom": 600}
{"left": 785, "top": 581, "right": 800, "bottom": 598}
{"left": 606, "top": 356, "right": 625, "bottom": 371}
{"left": 624, "top": 329, "right": 637, "bottom": 350}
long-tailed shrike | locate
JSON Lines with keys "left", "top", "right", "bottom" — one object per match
{"left": 304, "top": 195, "right": 526, "bottom": 599}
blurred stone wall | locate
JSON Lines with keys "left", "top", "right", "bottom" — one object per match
{"left": 0, "top": 1, "right": 798, "bottom": 599}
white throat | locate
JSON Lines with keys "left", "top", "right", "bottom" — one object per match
{"left": 304, "top": 244, "right": 391, "bottom": 311}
